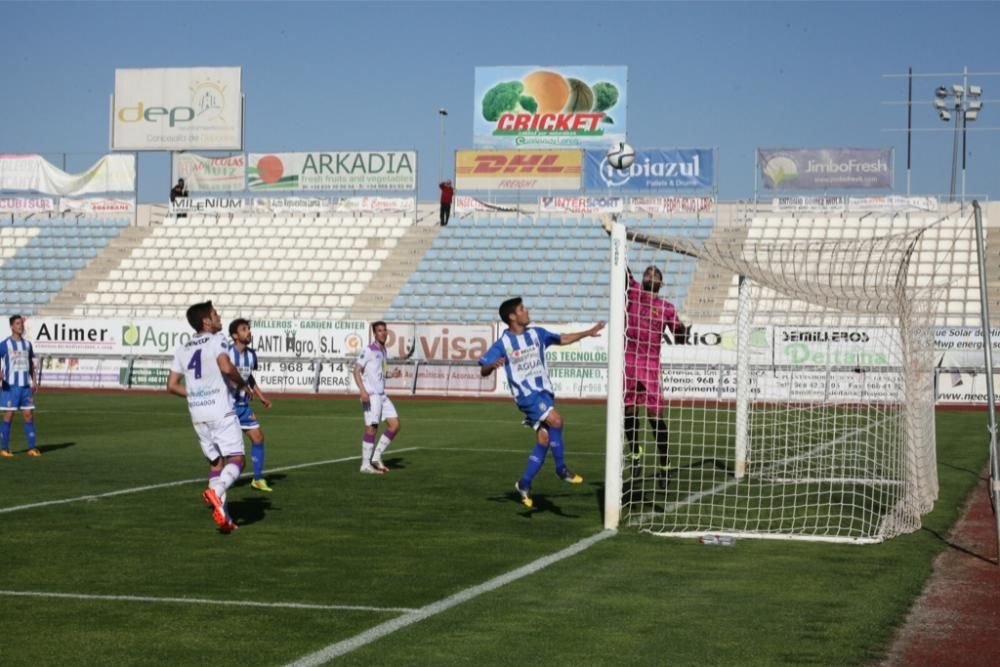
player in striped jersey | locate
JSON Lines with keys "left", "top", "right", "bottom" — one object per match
{"left": 228, "top": 318, "right": 273, "bottom": 492}
{"left": 0, "top": 314, "right": 41, "bottom": 457}
{"left": 479, "top": 297, "right": 605, "bottom": 508}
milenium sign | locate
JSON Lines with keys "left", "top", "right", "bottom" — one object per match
{"left": 112, "top": 67, "right": 243, "bottom": 151}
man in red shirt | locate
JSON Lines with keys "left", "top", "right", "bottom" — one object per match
{"left": 439, "top": 180, "right": 454, "bottom": 226}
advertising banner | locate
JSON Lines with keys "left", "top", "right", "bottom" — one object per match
{"left": 847, "top": 195, "right": 938, "bottom": 212}
{"left": 0, "top": 197, "right": 55, "bottom": 213}
{"left": 455, "top": 149, "right": 581, "bottom": 191}
{"left": 771, "top": 196, "right": 847, "bottom": 213}
{"left": 584, "top": 148, "right": 714, "bottom": 191}
{"left": 112, "top": 67, "right": 243, "bottom": 150}
{"left": 172, "top": 153, "right": 246, "bottom": 191}
{"left": 383, "top": 322, "right": 495, "bottom": 395}
{"left": 251, "top": 197, "right": 336, "bottom": 214}
{"left": 170, "top": 197, "right": 247, "bottom": 214}
{"left": 0, "top": 154, "right": 135, "bottom": 195}
{"left": 247, "top": 151, "right": 416, "bottom": 191}
{"left": 539, "top": 195, "right": 623, "bottom": 214}
{"left": 59, "top": 197, "right": 135, "bottom": 214}
{"left": 452, "top": 196, "right": 521, "bottom": 215}
{"left": 629, "top": 196, "right": 715, "bottom": 216}
{"left": 758, "top": 148, "right": 893, "bottom": 190}
{"left": 474, "top": 66, "right": 627, "bottom": 148}
{"left": 335, "top": 196, "right": 416, "bottom": 213}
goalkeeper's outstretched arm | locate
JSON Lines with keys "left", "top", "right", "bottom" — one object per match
{"left": 598, "top": 214, "right": 701, "bottom": 259}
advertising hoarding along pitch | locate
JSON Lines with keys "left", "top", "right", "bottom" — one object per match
{"left": 584, "top": 148, "right": 714, "bottom": 191}
{"left": 247, "top": 152, "right": 416, "bottom": 191}
{"left": 474, "top": 66, "right": 627, "bottom": 149}
{"left": 758, "top": 148, "right": 893, "bottom": 190}
{"left": 112, "top": 68, "right": 243, "bottom": 151}
{"left": 455, "top": 150, "right": 581, "bottom": 191}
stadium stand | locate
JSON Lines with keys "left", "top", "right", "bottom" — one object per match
{"left": 4, "top": 202, "right": 995, "bottom": 329}
{"left": 384, "top": 214, "right": 714, "bottom": 323}
{"left": 34, "top": 214, "right": 438, "bottom": 321}
{"left": 0, "top": 217, "right": 130, "bottom": 316}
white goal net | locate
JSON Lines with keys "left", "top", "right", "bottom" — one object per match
{"left": 604, "top": 212, "right": 958, "bottom": 543}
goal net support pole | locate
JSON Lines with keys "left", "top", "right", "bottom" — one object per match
{"left": 604, "top": 221, "right": 627, "bottom": 530}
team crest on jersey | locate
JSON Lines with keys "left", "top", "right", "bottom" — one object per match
{"left": 511, "top": 350, "right": 522, "bottom": 359}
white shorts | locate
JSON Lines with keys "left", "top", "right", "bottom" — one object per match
{"left": 362, "top": 394, "right": 398, "bottom": 426}
{"left": 193, "top": 414, "right": 245, "bottom": 462}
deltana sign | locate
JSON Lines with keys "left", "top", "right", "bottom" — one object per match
{"left": 758, "top": 148, "right": 893, "bottom": 190}
{"left": 455, "top": 150, "right": 581, "bottom": 190}
{"left": 247, "top": 151, "right": 416, "bottom": 191}
{"left": 474, "top": 66, "right": 627, "bottom": 148}
{"left": 112, "top": 67, "right": 243, "bottom": 150}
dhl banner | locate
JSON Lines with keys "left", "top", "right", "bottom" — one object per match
{"left": 455, "top": 150, "right": 581, "bottom": 191}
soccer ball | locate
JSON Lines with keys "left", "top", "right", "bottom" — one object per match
{"left": 607, "top": 142, "right": 635, "bottom": 170}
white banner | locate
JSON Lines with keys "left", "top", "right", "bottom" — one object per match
{"left": 172, "top": 153, "right": 246, "bottom": 191}
{"left": 539, "top": 195, "right": 624, "bottom": 214}
{"left": 452, "top": 196, "right": 520, "bottom": 215}
{"left": 112, "top": 67, "right": 243, "bottom": 150}
{"left": 59, "top": 197, "right": 135, "bottom": 214}
{"left": 771, "top": 196, "right": 847, "bottom": 213}
{"left": 629, "top": 196, "right": 715, "bottom": 216}
{"left": 847, "top": 195, "right": 939, "bottom": 212}
{"left": 248, "top": 151, "right": 416, "bottom": 191}
{"left": 251, "top": 197, "right": 336, "bottom": 214}
{"left": 170, "top": 197, "right": 247, "bottom": 214}
{"left": 335, "top": 196, "right": 415, "bottom": 213}
{"left": 0, "top": 154, "right": 135, "bottom": 195}
{"left": 0, "top": 197, "right": 55, "bottom": 213}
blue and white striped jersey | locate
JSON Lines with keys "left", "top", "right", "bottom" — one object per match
{"left": 227, "top": 345, "right": 258, "bottom": 407}
{"left": 0, "top": 337, "right": 35, "bottom": 388}
{"left": 479, "top": 327, "right": 561, "bottom": 402}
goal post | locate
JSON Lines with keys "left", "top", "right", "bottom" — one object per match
{"left": 603, "top": 215, "right": 947, "bottom": 543}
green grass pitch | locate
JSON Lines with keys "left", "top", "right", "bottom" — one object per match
{"left": 0, "top": 391, "right": 987, "bottom": 665}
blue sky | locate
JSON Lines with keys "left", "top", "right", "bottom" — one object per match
{"left": 2, "top": 1, "right": 998, "bottom": 203}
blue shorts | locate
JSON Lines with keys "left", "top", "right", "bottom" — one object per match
{"left": 1, "top": 386, "right": 34, "bottom": 412}
{"left": 516, "top": 392, "right": 556, "bottom": 431}
{"left": 234, "top": 403, "right": 260, "bottom": 430}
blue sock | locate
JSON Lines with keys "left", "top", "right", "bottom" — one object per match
{"left": 24, "top": 422, "right": 37, "bottom": 450}
{"left": 520, "top": 443, "right": 549, "bottom": 488}
{"left": 251, "top": 442, "right": 265, "bottom": 480}
{"left": 548, "top": 426, "right": 566, "bottom": 472}
{"left": 1, "top": 421, "right": 10, "bottom": 450}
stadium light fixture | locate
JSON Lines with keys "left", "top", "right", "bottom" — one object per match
{"left": 934, "top": 67, "right": 984, "bottom": 203}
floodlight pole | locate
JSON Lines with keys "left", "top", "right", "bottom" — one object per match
{"left": 972, "top": 200, "right": 1000, "bottom": 565}
{"left": 438, "top": 108, "right": 448, "bottom": 183}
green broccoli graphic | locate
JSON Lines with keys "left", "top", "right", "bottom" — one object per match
{"left": 482, "top": 81, "right": 538, "bottom": 122}
{"left": 593, "top": 81, "right": 619, "bottom": 124}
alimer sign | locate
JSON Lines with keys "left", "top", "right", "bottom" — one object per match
{"left": 474, "top": 66, "right": 627, "bottom": 149}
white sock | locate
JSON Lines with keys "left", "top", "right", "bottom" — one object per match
{"left": 219, "top": 461, "right": 242, "bottom": 491}
{"left": 362, "top": 441, "right": 374, "bottom": 466}
{"left": 374, "top": 436, "right": 391, "bottom": 462}
{"left": 209, "top": 476, "right": 227, "bottom": 500}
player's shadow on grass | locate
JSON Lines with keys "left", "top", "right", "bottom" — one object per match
{"left": 36, "top": 442, "right": 76, "bottom": 454}
{"left": 381, "top": 456, "right": 407, "bottom": 470}
{"left": 488, "top": 488, "right": 583, "bottom": 519}
{"left": 228, "top": 496, "right": 273, "bottom": 528}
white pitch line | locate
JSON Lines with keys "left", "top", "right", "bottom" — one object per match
{"left": 0, "top": 447, "right": 419, "bottom": 515}
{"left": 285, "top": 530, "right": 617, "bottom": 666}
{"left": 426, "top": 446, "right": 605, "bottom": 457}
{"left": 0, "top": 590, "right": 417, "bottom": 614}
